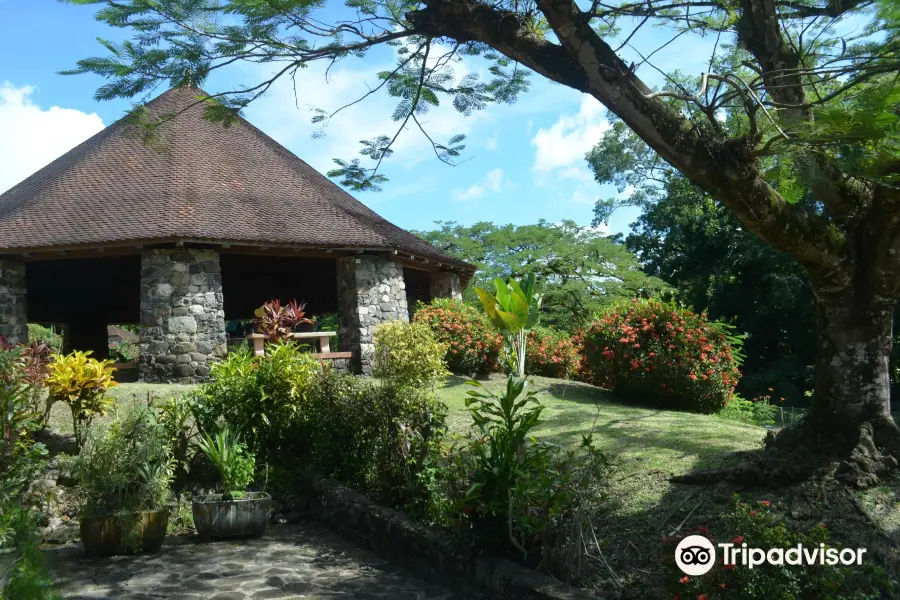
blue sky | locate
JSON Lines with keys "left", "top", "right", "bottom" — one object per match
{"left": 0, "top": 0, "right": 724, "bottom": 236}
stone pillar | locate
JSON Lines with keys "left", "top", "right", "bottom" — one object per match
{"left": 0, "top": 260, "right": 27, "bottom": 345}
{"left": 337, "top": 254, "right": 408, "bottom": 375}
{"left": 430, "top": 271, "right": 463, "bottom": 301}
{"left": 139, "top": 249, "right": 227, "bottom": 383}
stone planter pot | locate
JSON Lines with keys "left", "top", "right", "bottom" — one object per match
{"left": 80, "top": 508, "right": 169, "bottom": 557}
{"left": 192, "top": 492, "right": 272, "bottom": 541}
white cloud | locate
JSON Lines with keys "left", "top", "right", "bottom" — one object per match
{"left": 243, "top": 54, "right": 489, "bottom": 177}
{"left": 485, "top": 134, "right": 499, "bottom": 150}
{"left": 0, "top": 83, "right": 105, "bottom": 193}
{"left": 452, "top": 168, "right": 506, "bottom": 202}
{"left": 531, "top": 96, "right": 609, "bottom": 174}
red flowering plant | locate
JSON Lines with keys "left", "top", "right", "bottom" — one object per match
{"left": 575, "top": 298, "right": 743, "bottom": 413}
{"left": 525, "top": 326, "right": 580, "bottom": 379}
{"left": 661, "top": 496, "right": 894, "bottom": 599}
{"left": 413, "top": 298, "right": 502, "bottom": 375}
{"left": 253, "top": 298, "right": 313, "bottom": 343}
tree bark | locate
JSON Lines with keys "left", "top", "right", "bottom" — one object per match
{"left": 805, "top": 284, "right": 900, "bottom": 488}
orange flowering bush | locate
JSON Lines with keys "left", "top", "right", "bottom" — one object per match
{"left": 413, "top": 299, "right": 502, "bottom": 375}
{"left": 575, "top": 298, "right": 741, "bottom": 413}
{"left": 525, "top": 327, "right": 580, "bottom": 379}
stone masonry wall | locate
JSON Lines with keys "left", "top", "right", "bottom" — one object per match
{"left": 337, "top": 255, "right": 408, "bottom": 374}
{"left": 0, "top": 260, "right": 27, "bottom": 345}
{"left": 139, "top": 249, "right": 227, "bottom": 383}
{"left": 429, "top": 271, "right": 462, "bottom": 301}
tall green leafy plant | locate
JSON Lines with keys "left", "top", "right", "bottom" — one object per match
{"left": 196, "top": 425, "right": 256, "bottom": 500}
{"left": 463, "top": 376, "right": 547, "bottom": 553}
{"left": 474, "top": 274, "right": 542, "bottom": 377}
{"left": 74, "top": 404, "right": 174, "bottom": 518}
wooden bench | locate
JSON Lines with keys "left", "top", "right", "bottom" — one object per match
{"left": 247, "top": 332, "right": 352, "bottom": 360}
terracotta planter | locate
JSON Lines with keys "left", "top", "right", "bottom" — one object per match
{"left": 80, "top": 509, "right": 169, "bottom": 557}
{"left": 192, "top": 492, "right": 272, "bottom": 541}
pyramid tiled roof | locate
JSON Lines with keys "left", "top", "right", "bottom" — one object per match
{"left": 0, "top": 86, "right": 471, "bottom": 272}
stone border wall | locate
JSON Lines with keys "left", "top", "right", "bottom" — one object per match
{"left": 0, "top": 260, "right": 27, "bottom": 345}
{"left": 295, "top": 477, "right": 600, "bottom": 600}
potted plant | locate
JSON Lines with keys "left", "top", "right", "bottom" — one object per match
{"left": 74, "top": 404, "right": 174, "bottom": 557}
{"left": 192, "top": 425, "right": 271, "bottom": 540}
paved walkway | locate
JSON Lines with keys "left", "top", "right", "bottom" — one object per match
{"left": 45, "top": 521, "right": 459, "bottom": 600}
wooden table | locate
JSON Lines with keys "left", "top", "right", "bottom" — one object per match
{"left": 247, "top": 331, "right": 350, "bottom": 360}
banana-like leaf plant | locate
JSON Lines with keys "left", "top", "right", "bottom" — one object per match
{"left": 474, "top": 274, "right": 542, "bottom": 377}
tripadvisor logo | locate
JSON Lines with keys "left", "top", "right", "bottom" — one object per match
{"left": 675, "top": 535, "right": 867, "bottom": 575}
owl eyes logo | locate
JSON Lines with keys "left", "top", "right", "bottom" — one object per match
{"left": 675, "top": 535, "right": 716, "bottom": 576}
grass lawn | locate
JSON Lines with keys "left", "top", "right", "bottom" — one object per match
{"left": 439, "top": 374, "right": 765, "bottom": 516}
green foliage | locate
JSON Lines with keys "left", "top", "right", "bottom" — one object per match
{"left": 0, "top": 507, "right": 60, "bottom": 600}
{"left": 662, "top": 496, "right": 896, "bottom": 599}
{"left": 0, "top": 344, "right": 49, "bottom": 508}
{"left": 415, "top": 220, "right": 670, "bottom": 330}
{"left": 156, "top": 394, "right": 199, "bottom": 486}
{"left": 197, "top": 426, "right": 256, "bottom": 499}
{"left": 372, "top": 321, "right": 450, "bottom": 390}
{"left": 475, "top": 274, "right": 542, "bottom": 376}
{"left": 74, "top": 403, "right": 174, "bottom": 518}
{"left": 0, "top": 344, "right": 56, "bottom": 600}
{"left": 719, "top": 392, "right": 780, "bottom": 427}
{"left": 190, "top": 343, "right": 320, "bottom": 465}
{"left": 45, "top": 351, "right": 117, "bottom": 450}
{"left": 413, "top": 299, "right": 502, "bottom": 375}
{"left": 297, "top": 369, "right": 448, "bottom": 507}
{"left": 525, "top": 327, "right": 580, "bottom": 379}
{"left": 577, "top": 299, "right": 742, "bottom": 414}
{"left": 446, "top": 374, "right": 611, "bottom": 578}
{"left": 26, "top": 324, "right": 63, "bottom": 355}
{"left": 463, "top": 375, "right": 544, "bottom": 526}
{"left": 311, "top": 312, "right": 340, "bottom": 351}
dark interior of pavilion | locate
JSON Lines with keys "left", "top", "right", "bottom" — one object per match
{"left": 22, "top": 252, "right": 436, "bottom": 378}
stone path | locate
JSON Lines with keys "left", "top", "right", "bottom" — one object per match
{"left": 45, "top": 521, "right": 459, "bottom": 600}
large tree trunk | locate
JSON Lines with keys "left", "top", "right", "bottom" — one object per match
{"left": 804, "top": 285, "right": 900, "bottom": 488}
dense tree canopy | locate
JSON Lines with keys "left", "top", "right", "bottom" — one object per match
{"left": 415, "top": 220, "right": 670, "bottom": 329}
{"left": 67, "top": 0, "right": 900, "bottom": 486}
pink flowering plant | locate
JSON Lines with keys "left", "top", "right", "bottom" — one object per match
{"left": 576, "top": 298, "right": 743, "bottom": 413}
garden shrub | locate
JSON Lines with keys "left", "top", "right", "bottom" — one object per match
{"left": 662, "top": 496, "right": 895, "bottom": 599}
{"left": 45, "top": 350, "right": 117, "bottom": 449}
{"left": 26, "top": 324, "right": 63, "bottom": 355}
{"left": 719, "top": 391, "right": 779, "bottom": 427}
{"left": 576, "top": 298, "right": 742, "bottom": 413}
{"left": 424, "top": 376, "right": 610, "bottom": 582}
{"left": 74, "top": 403, "right": 174, "bottom": 519}
{"left": 525, "top": 326, "right": 580, "bottom": 379}
{"left": 0, "top": 343, "right": 57, "bottom": 600}
{"left": 190, "top": 342, "right": 320, "bottom": 465}
{"left": 413, "top": 298, "right": 502, "bottom": 375}
{"left": 296, "top": 369, "right": 448, "bottom": 508}
{"left": 372, "top": 321, "right": 449, "bottom": 390}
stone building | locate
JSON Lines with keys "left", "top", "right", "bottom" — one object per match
{"left": 0, "top": 87, "right": 472, "bottom": 381}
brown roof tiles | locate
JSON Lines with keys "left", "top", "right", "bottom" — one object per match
{"left": 0, "top": 86, "right": 471, "bottom": 271}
